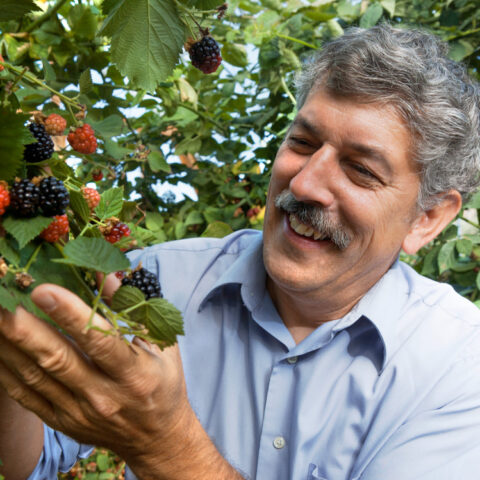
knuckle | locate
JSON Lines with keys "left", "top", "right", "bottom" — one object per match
{"left": 38, "top": 346, "right": 72, "bottom": 375}
{"left": 20, "top": 362, "right": 46, "bottom": 388}
{"left": 8, "top": 384, "right": 30, "bottom": 405}
{"left": 86, "top": 392, "right": 120, "bottom": 419}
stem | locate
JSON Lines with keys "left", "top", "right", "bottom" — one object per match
{"left": 280, "top": 77, "right": 296, "bottom": 106}
{"left": 25, "top": 0, "right": 70, "bottom": 33}
{"left": 119, "top": 299, "right": 148, "bottom": 316}
{"left": 276, "top": 33, "right": 317, "bottom": 50}
{"left": 87, "top": 274, "right": 106, "bottom": 327}
{"left": 458, "top": 214, "right": 480, "bottom": 230}
{"left": 179, "top": 102, "right": 228, "bottom": 134}
{"left": 24, "top": 244, "right": 42, "bottom": 272}
{"left": 3, "top": 63, "right": 83, "bottom": 110}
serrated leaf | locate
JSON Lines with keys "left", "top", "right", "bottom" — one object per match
{"left": 0, "top": 285, "right": 20, "bottom": 312}
{"left": 359, "top": 3, "right": 383, "bottom": 28}
{"left": 437, "top": 240, "right": 457, "bottom": 274}
{"left": 0, "top": 238, "right": 20, "bottom": 265}
{"left": 100, "top": 0, "right": 186, "bottom": 91}
{"left": 2, "top": 216, "right": 53, "bottom": 249}
{"left": 147, "top": 150, "right": 171, "bottom": 173}
{"left": 49, "top": 159, "right": 75, "bottom": 181}
{"left": 143, "top": 297, "right": 183, "bottom": 345}
{"left": 201, "top": 221, "right": 233, "bottom": 238}
{"left": 0, "top": 108, "right": 31, "bottom": 181}
{"left": 95, "top": 187, "right": 124, "bottom": 220}
{"left": 0, "top": 0, "right": 40, "bottom": 21}
{"left": 41, "top": 58, "right": 56, "bottom": 83}
{"left": 104, "top": 139, "right": 132, "bottom": 160}
{"left": 53, "top": 237, "right": 130, "bottom": 274}
{"left": 10, "top": 288, "right": 52, "bottom": 322}
{"left": 87, "top": 115, "right": 124, "bottom": 138}
{"left": 112, "top": 285, "right": 145, "bottom": 311}
{"left": 69, "top": 190, "right": 91, "bottom": 223}
{"left": 145, "top": 212, "right": 164, "bottom": 231}
{"left": 79, "top": 69, "right": 93, "bottom": 94}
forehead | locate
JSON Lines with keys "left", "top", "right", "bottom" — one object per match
{"left": 294, "top": 89, "right": 419, "bottom": 175}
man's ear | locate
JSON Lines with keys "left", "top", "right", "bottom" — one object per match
{"left": 402, "top": 190, "right": 462, "bottom": 255}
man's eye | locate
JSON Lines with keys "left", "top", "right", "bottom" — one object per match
{"left": 287, "top": 137, "right": 314, "bottom": 149}
{"left": 347, "top": 162, "right": 382, "bottom": 184}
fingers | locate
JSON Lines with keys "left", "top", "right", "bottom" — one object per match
{"left": 96, "top": 272, "right": 122, "bottom": 305}
{"left": 30, "top": 284, "right": 138, "bottom": 378}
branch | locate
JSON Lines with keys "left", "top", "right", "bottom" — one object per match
{"left": 25, "top": 0, "right": 70, "bottom": 33}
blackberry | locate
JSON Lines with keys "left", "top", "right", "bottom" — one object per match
{"left": 23, "top": 123, "right": 54, "bottom": 163}
{"left": 122, "top": 268, "right": 162, "bottom": 299}
{"left": 188, "top": 36, "right": 222, "bottom": 74}
{"left": 38, "top": 176, "right": 70, "bottom": 216}
{"left": 9, "top": 179, "right": 40, "bottom": 217}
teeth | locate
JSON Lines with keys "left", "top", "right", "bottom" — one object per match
{"left": 288, "top": 213, "right": 325, "bottom": 240}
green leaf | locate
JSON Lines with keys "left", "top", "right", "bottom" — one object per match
{"left": 104, "top": 139, "right": 132, "bottom": 160}
{"left": 437, "top": 240, "right": 457, "bottom": 274}
{"left": 380, "top": 0, "right": 395, "bottom": 17}
{"left": 222, "top": 43, "right": 248, "bottom": 67}
{"left": 69, "top": 190, "right": 91, "bottom": 224}
{"left": 0, "top": 108, "right": 32, "bottom": 181}
{"left": 184, "top": 210, "right": 203, "bottom": 226}
{"left": 53, "top": 237, "right": 130, "bottom": 274}
{"left": 0, "top": 238, "right": 20, "bottom": 265}
{"left": 0, "top": 285, "right": 20, "bottom": 312}
{"left": 145, "top": 212, "right": 164, "bottom": 231}
{"left": 359, "top": 3, "right": 383, "bottom": 28}
{"left": 87, "top": 115, "right": 124, "bottom": 138}
{"left": 476, "top": 271, "right": 480, "bottom": 291}
{"left": 100, "top": 0, "right": 186, "bottom": 91}
{"left": 96, "top": 453, "right": 110, "bottom": 471}
{"left": 41, "top": 59, "right": 56, "bottom": 83}
{"left": 147, "top": 150, "right": 171, "bottom": 173}
{"left": 465, "top": 190, "right": 480, "bottom": 208}
{"left": 448, "top": 40, "right": 475, "bottom": 62}
{"left": 456, "top": 238, "right": 473, "bottom": 256}
{"left": 79, "top": 69, "right": 93, "bottom": 94}
{"left": 112, "top": 285, "right": 145, "bottom": 312}
{"left": 2, "top": 216, "right": 53, "bottom": 249}
{"left": 201, "top": 221, "right": 233, "bottom": 238}
{"left": 143, "top": 297, "right": 184, "bottom": 346}
{"left": 95, "top": 187, "right": 124, "bottom": 220}
{"left": 192, "top": 0, "right": 223, "bottom": 8}
{"left": 0, "top": 0, "right": 40, "bottom": 21}
{"left": 48, "top": 159, "right": 75, "bottom": 180}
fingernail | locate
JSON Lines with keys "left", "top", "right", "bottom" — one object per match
{"left": 34, "top": 292, "right": 56, "bottom": 312}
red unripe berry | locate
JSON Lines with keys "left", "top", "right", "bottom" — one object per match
{"left": 82, "top": 187, "right": 101, "bottom": 210}
{"left": 105, "top": 222, "right": 131, "bottom": 244}
{"left": 0, "top": 183, "right": 10, "bottom": 215}
{"left": 246, "top": 206, "right": 261, "bottom": 219}
{"left": 68, "top": 124, "right": 97, "bottom": 154}
{"left": 92, "top": 170, "right": 103, "bottom": 181}
{"left": 115, "top": 271, "right": 125, "bottom": 280}
{"left": 0, "top": 54, "right": 5, "bottom": 72}
{"left": 40, "top": 214, "right": 69, "bottom": 243}
{"left": 45, "top": 113, "right": 67, "bottom": 136}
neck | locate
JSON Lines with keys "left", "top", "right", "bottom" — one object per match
{"left": 266, "top": 276, "right": 365, "bottom": 344}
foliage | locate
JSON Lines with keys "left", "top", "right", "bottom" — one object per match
{"left": 0, "top": 0, "right": 478, "bottom": 476}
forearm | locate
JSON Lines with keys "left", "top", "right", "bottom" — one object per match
{"left": 126, "top": 408, "right": 245, "bottom": 480}
{"left": 0, "top": 386, "right": 44, "bottom": 479}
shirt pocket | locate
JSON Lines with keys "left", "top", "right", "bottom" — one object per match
{"left": 307, "top": 463, "right": 329, "bottom": 480}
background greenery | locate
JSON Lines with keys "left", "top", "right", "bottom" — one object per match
{"left": 0, "top": 0, "right": 479, "bottom": 477}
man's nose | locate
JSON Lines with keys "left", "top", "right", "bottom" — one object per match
{"left": 289, "top": 144, "right": 339, "bottom": 208}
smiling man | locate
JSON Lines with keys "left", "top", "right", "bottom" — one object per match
{"left": 1, "top": 24, "right": 480, "bottom": 480}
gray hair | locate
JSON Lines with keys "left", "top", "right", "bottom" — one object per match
{"left": 294, "top": 24, "right": 480, "bottom": 210}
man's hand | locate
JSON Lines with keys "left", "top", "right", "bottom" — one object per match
{"left": 0, "top": 281, "right": 242, "bottom": 478}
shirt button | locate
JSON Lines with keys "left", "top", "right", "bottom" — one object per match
{"left": 287, "top": 356, "right": 298, "bottom": 364}
{"left": 273, "top": 436, "right": 286, "bottom": 449}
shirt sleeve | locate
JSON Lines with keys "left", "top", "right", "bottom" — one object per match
{"left": 359, "top": 353, "right": 480, "bottom": 480}
{"left": 26, "top": 424, "right": 94, "bottom": 478}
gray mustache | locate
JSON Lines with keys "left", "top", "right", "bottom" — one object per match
{"left": 274, "top": 190, "right": 352, "bottom": 250}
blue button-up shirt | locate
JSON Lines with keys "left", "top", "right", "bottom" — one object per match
{"left": 29, "top": 230, "right": 480, "bottom": 479}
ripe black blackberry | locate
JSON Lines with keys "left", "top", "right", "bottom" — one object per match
{"left": 23, "top": 123, "right": 54, "bottom": 163}
{"left": 38, "top": 176, "right": 70, "bottom": 216}
{"left": 122, "top": 268, "right": 162, "bottom": 300}
{"left": 188, "top": 36, "right": 222, "bottom": 74}
{"left": 9, "top": 179, "right": 40, "bottom": 217}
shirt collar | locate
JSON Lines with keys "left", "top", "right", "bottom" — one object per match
{"left": 200, "top": 235, "right": 408, "bottom": 370}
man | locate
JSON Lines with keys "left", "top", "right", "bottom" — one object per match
{"left": 1, "top": 24, "right": 480, "bottom": 479}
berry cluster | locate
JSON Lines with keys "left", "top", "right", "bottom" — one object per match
{"left": 104, "top": 221, "right": 131, "bottom": 244}
{"left": 0, "top": 182, "right": 10, "bottom": 215}
{"left": 188, "top": 36, "right": 222, "bottom": 74}
{"left": 44, "top": 113, "right": 67, "bottom": 136}
{"left": 122, "top": 267, "right": 162, "bottom": 299}
{"left": 23, "top": 123, "right": 54, "bottom": 163}
{"left": 68, "top": 124, "right": 97, "bottom": 154}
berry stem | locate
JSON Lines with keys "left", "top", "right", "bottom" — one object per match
{"left": 23, "top": 243, "right": 42, "bottom": 272}
{"left": 276, "top": 33, "right": 317, "bottom": 50}
{"left": 87, "top": 274, "right": 106, "bottom": 328}
{"left": 280, "top": 77, "right": 297, "bottom": 106}
{"left": 459, "top": 214, "right": 480, "bottom": 230}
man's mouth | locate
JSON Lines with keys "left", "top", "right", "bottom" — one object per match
{"left": 288, "top": 213, "right": 330, "bottom": 241}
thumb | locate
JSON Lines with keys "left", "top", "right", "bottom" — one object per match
{"left": 96, "top": 272, "right": 122, "bottom": 305}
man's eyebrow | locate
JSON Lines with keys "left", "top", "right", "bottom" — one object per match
{"left": 288, "top": 115, "right": 323, "bottom": 138}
